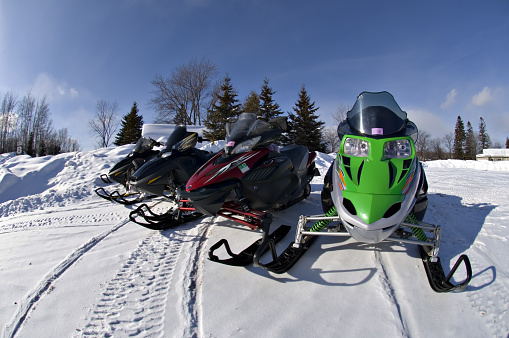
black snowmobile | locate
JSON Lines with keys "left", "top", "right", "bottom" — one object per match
{"left": 128, "top": 125, "right": 215, "bottom": 230}
{"left": 95, "top": 137, "right": 161, "bottom": 204}
{"left": 224, "top": 92, "right": 471, "bottom": 293}
{"left": 178, "top": 112, "right": 320, "bottom": 266}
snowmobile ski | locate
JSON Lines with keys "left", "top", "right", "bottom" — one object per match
{"left": 253, "top": 234, "right": 318, "bottom": 274}
{"left": 419, "top": 246, "right": 472, "bottom": 292}
{"left": 100, "top": 174, "right": 113, "bottom": 184}
{"left": 129, "top": 201, "right": 203, "bottom": 230}
{"left": 94, "top": 187, "right": 155, "bottom": 205}
{"left": 208, "top": 225, "right": 291, "bottom": 266}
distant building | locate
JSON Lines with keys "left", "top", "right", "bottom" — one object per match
{"left": 476, "top": 149, "right": 509, "bottom": 161}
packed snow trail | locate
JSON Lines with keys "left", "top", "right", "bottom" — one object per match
{"left": 2, "top": 218, "right": 131, "bottom": 338}
{"left": 2, "top": 149, "right": 509, "bottom": 337}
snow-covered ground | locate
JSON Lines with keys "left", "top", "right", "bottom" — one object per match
{"left": 1, "top": 146, "right": 508, "bottom": 338}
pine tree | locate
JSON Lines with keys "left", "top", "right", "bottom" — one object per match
{"left": 465, "top": 121, "right": 476, "bottom": 160}
{"left": 26, "top": 132, "right": 35, "bottom": 157}
{"left": 38, "top": 139, "right": 47, "bottom": 157}
{"left": 478, "top": 117, "right": 491, "bottom": 151}
{"left": 203, "top": 75, "right": 241, "bottom": 141}
{"left": 243, "top": 91, "right": 260, "bottom": 115}
{"left": 453, "top": 116, "right": 466, "bottom": 159}
{"left": 258, "top": 78, "right": 282, "bottom": 120}
{"left": 114, "top": 102, "right": 143, "bottom": 146}
{"left": 506, "top": 137, "right": 509, "bottom": 149}
{"left": 287, "top": 85, "right": 326, "bottom": 152}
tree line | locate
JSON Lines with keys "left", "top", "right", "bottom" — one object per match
{"left": 93, "top": 57, "right": 328, "bottom": 152}
{"left": 413, "top": 116, "right": 504, "bottom": 161}
{"left": 87, "top": 57, "right": 507, "bottom": 158}
{"left": 0, "top": 91, "right": 81, "bottom": 156}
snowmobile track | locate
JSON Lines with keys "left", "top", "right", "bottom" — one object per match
{"left": 75, "top": 220, "right": 210, "bottom": 337}
{"left": 2, "top": 218, "right": 131, "bottom": 338}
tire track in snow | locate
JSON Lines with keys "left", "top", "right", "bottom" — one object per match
{"left": 2, "top": 218, "right": 131, "bottom": 338}
{"left": 76, "top": 225, "right": 193, "bottom": 337}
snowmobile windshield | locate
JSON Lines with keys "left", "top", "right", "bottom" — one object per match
{"left": 224, "top": 113, "right": 279, "bottom": 155}
{"left": 347, "top": 91, "right": 407, "bottom": 137}
{"left": 161, "top": 125, "right": 187, "bottom": 154}
{"left": 132, "top": 137, "right": 154, "bottom": 154}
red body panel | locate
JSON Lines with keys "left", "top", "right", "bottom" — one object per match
{"left": 186, "top": 148, "right": 270, "bottom": 192}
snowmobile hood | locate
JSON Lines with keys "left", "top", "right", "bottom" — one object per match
{"left": 332, "top": 134, "right": 419, "bottom": 229}
{"left": 185, "top": 148, "right": 269, "bottom": 191}
{"left": 341, "top": 191, "right": 404, "bottom": 224}
{"left": 130, "top": 154, "right": 176, "bottom": 181}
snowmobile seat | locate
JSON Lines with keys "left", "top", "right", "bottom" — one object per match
{"left": 280, "top": 145, "right": 309, "bottom": 171}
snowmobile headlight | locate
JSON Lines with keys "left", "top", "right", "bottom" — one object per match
{"left": 384, "top": 139, "right": 411, "bottom": 158}
{"left": 230, "top": 136, "right": 261, "bottom": 155}
{"left": 343, "top": 138, "right": 369, "bottom": 157}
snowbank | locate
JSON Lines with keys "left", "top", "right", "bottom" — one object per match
{"left": 423, "top": 159, "right": 509, "bottom": 171}
{"left": 1, "top": 147, "right": 508, "bottom": 337}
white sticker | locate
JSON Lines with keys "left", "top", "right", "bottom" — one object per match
{"left": 238, "top": 163, "right": 249, "bottom": 173}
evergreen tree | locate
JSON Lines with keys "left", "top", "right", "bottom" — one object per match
{"left": 203, "top": 75, "right": 241, "bottom": 141}
{"left": 506, "top": 137, "right": 509, "bottom": 149}
{"left": 258, "top": 78, "right": 282, "bottom": 120}
{"left": 114, "top": 102, "right": 143, "bottom": 146}
{"left": 38, "top": 139, "right": 47, "bottom": 157}
{"left": 478, "top": 117, "right": 491, "bottom": 151}
{"left": 465, "top": 121, "right": 476, "bottom": 160}
{"left": 26, "top": 132, "right": 35, "bottom": 157}
{"left": 243, "top": 91, "right": 260, "bottom": 115}
{"left": 453, "top": 116, "right": 466, "bottom": 159}
{"left": 287, "top": 85, "right": 326, "bottom": 152}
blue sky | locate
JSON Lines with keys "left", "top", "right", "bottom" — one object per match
{"left": 1, "top": 0, "right": 508, "bottom": 150}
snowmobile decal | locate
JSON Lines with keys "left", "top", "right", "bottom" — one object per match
{"left": 335, "top": 153, "right": 346, "bottom": 191}
{"left": 203, "top": 151, "right": 260, "bottom": 184}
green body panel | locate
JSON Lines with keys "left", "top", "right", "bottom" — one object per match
{"left": 337, "top": 135, "right": 416, "bottom": 224}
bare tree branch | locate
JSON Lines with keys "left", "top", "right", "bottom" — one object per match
{"left": 89, "top": 100, "right": 119, "bottom": 148}
{"left": 149, "top": 57, "right": 218, "bottom": 125}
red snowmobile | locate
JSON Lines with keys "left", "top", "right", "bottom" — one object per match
{"left": 177, "top": 112, "right": 320, "bottom": 264}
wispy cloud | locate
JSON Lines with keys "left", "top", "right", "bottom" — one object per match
{"left": 472, "top": 86, "right": 493, "bottom": 106}
{"left": 440, "top": 89, "right": 457, "bottom": 110}
{"left": 32, "top": 73, "right": 78, "bottom": 101}
{"left": 407, "top": 108, "right": 450, "bottom": 137}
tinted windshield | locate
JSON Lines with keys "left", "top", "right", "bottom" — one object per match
{"left": 132, "top": 137, "right": 153, "bottom": 154}
{"left": 161, "top": 125, "right": 187, "bottom": 154}
{"left": 226, "top": 113, "right": 272, "bottom": 141}
{"left": 347, "top": 91, "right": 407, "bottom": 136}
